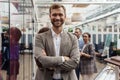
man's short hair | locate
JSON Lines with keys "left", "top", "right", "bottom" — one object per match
{"left": 75, "top": 28, "right": 82, "bottom": 33}
{"left": 49, "top": 4, "right": 66, "bottom": 15}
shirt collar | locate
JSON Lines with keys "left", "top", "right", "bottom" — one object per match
{"left": 51, "top": 28, "right": 63, "bottom": 38}
{"left": 79, "top": 35, "right": 83, "bottom": 40}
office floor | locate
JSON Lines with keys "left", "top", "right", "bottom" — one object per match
{"left": 1, "top": 54, "right": 33, "bottom": 80}
{"left": 1, "top": 54, "right": 106, "bottom": 80}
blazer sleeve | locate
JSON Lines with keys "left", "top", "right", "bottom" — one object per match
{"left": 58, "top": 34, "right": 80, "bottom": 71}
{"left": 34, "top": 34, "right": 63, "bottom": 68}
{"left": 82, "top": 44, "right": 95, "bottom": 59}
{"left": 88, "top": 44, "right": 95, "bottom": 59}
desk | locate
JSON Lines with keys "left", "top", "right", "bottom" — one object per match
{"left": 104, "top": 56, "right": 120, "bottom": 80}
{"left": 104, "top": 56, "right": 120, "bottom": 67}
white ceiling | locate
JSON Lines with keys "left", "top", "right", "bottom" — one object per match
{"left": 0, "top": 0, "right": 120, "bottom": 28}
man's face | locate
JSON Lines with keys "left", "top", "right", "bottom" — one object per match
{"left": 50, "top": 7, "right": 66, "bottom": 28}
{"left": 74, "top": 29, "right": 81, "bottom": 39}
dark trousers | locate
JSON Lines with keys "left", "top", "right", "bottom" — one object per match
{"left": 75, "top": 65, "right": 80, "bottom": 80}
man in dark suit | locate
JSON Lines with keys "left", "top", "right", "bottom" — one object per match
{"left": 34, "top": 3, "right": 80, "bottom": 80}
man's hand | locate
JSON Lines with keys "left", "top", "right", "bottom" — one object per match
{"left": 64, "top": 56, "right": 70, "bottom": 61}
{"left": 41, "top": 49, "right": 47, "bottom": 56}
{"left": 80, "top": 52, "right": 85, "bottom": 56}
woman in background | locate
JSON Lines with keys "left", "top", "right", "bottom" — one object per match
{"left": 6, "top": 27, "right": 22, "bottom": 80}
{"left": 80, "top": 32, "right": 97, "bottom": 80}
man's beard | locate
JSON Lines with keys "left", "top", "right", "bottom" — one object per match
{"left": 51, "top": 20, "right": 64, "bottom": 28}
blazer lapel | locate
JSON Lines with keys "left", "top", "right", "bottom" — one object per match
{"left": 59, "top": 31, "right": 67, "bottom": 56}
{"left": 46, "top": 30, "right": 56, "bottom": 56}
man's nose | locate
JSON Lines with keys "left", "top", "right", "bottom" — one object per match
{"left": 56, "top": 15, "right": 60, "bottom": 19}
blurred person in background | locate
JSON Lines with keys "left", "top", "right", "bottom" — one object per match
{"left": 37, "top": 27, "right": 50, "bottom": 34}
{"left": 6, "top": 27, "right": 22, "bottom": 80}
{"left": 1, "top": 31, "right": 9, "bottom": 71}
{"left": 79, "top": 32, "right": 97, "bottom": 80}
{"left": 74, "top": 28, "right": 84, "bottom": 80}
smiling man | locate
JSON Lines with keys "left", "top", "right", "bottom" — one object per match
{"left": 35, "top": 4, "right": 80, "bottom": 80}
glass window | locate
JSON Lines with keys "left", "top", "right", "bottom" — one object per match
{"left": 114, "top": 34, "right": 117, "bottom": 42}
{"left": 98, "top": 34, "right": 101, "bottom": 43}
{"left": 93, "top": 34, "right": 96, "bottom": 44}
{"left": 28, "top": 34, "right": 32, "bottom": 44}
{"left": 109, "top": 28, "right": 112, "bottom": 32}
{"left": 98, "top": 28, "right": 101, "bottom": 32}
{"left": 21, "top": 34, "right": 26, "bottom": 43}
{"left": 104, "top": 28, "right": 106, "bottom": 32}
{"left": 114, "top": 25, "right": 117, "bottom": 32}
{"left": 103, "top": 34, "right": 106, "bottom": 42}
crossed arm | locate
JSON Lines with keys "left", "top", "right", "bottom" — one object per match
{"left": 34, "top": 34, "right": 80, "bottom": 71}
{"left": 35, "top": 47, "right": 79, "bottom": 71}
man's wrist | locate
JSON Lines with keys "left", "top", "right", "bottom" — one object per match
{"left": 83, "top": 53, "right": 85, "bottom": 56}
{"left": 62, "top": 56, "right": 65, "bottom": 62}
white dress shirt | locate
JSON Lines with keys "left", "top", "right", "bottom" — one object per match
{"left": 51, "top": 28, "right": 63, "bottom": 79}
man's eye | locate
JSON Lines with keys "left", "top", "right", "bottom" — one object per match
{"left": 59, "top": 14, "right": 63, "bottom": 16}
{"left": 52, "top": 14, "right": 63, "bottom": 17}
{"left": 52, "top": 14, "right": 57, "bottom": 16}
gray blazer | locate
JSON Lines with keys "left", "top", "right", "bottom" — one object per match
{"left": 34, "top": 30, "right": 80, "bottom": 80}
